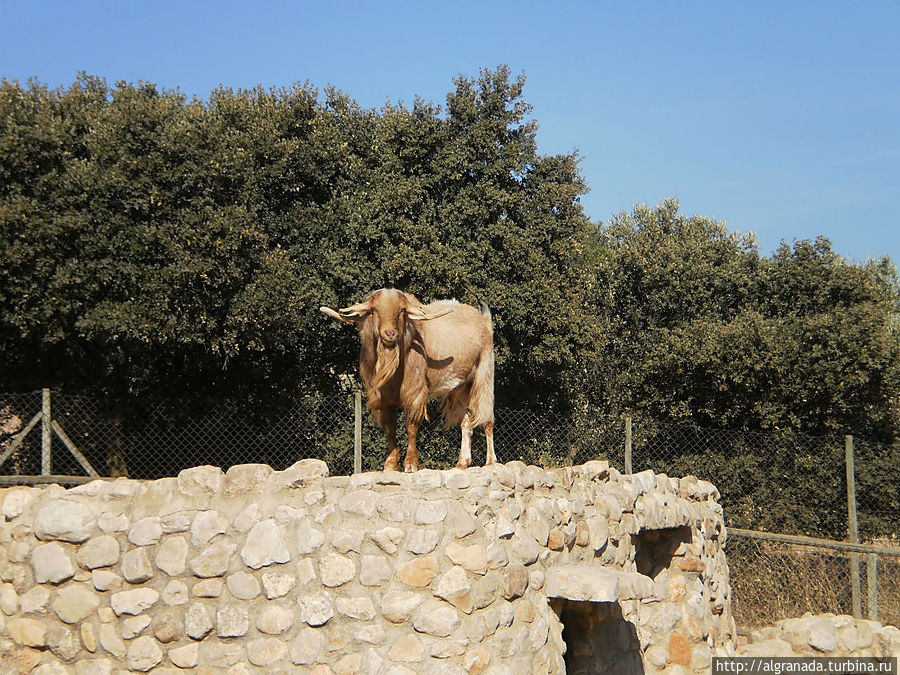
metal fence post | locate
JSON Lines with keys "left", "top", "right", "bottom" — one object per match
{"left": 846, "top": 434, "right": 861, "bottom": 618}
{"left": 866, "top": 553, "right": 878, "bottom": 621}
{"left": 353, "top": 391, "right": 362, "bottom": 474}
{"left": 624, "top": 416, "right": 632, "bottom": 474}
{"left": 41, "top": 388, "right": 52, "bottom": 476}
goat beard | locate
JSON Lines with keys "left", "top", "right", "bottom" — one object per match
{"left": 367, "top": 340, "right": 401, "bottom": 406}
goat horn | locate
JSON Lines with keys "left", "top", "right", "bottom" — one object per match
{"left": 407, "top": 305, "right": 456, "bottom": 321}
{"left": 338, "top": 301, "right": 371, "bottom": 316}
{"left": 320, "top": 306, "right": 356, "bottom": 324}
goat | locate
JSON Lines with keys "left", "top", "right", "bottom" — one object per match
{"left": 321, "top": 288, "right": 495, "bottom": 472}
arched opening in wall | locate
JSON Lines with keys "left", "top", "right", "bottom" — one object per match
{"left": 554, "top": 600, "right": 644, "bottom": 675}
{"left": 635, "top": 526, "right": 692, "bottom": 579}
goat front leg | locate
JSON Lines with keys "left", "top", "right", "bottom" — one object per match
{"left": 404, "top": 418, "right": 420, "bottom": 472}
{"left": 456, "top": 412, "right": 473, "bottom": 469}
{"left": 484, "top": 421, "right": 496, "bottom": 466}
{"left": 382, "top": 408, "right": 401, "bottom": 471}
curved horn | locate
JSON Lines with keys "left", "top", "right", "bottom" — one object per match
{"left": 338, "top": 301, "right": 372, "bottom": 316}
{"left": 407, "top": 305, "right": 456, "bottom": 321}
{"left": 320, "top": 306, "right": 356, "bottom": 324}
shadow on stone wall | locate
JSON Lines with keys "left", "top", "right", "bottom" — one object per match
{"left": 556, "top": 600, "right": 644, "bottom": 674}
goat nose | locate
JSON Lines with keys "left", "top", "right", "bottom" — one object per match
{"left": 384, "top": 328, "right": 397, "bottom": 339}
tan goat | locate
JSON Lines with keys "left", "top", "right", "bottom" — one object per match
{"left": 321, "top": 288, "right": 495, "bottom": 471}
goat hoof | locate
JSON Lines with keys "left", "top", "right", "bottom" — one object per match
{"left": 384, "top": 461, "right": 400, "bottom": 472}
{"left": 403, "top": 463, "right": 419, "bottom": 473}
{"left": 455, "top": 461, "right": 471, "bottom": 470}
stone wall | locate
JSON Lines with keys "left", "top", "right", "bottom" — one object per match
{"left": 738, "top": 614, "right": 900, "bottom": 658}
{"left": 0, "top": 459, "right": 736, "bottom": 673}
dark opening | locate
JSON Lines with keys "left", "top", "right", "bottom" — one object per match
{"left": 634, "top": 526, "right": 692, "bottom": 579}
{"left": 556, "top": 600, "right": 644, "bottom": 675}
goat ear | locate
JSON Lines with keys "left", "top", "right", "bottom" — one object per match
{"left": 320, "top": 306, "right": 357, "bottom": 324}
{"left": 407, "top": 305, "right": 456, "bottom": 321}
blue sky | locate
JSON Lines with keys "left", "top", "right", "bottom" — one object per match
{"left": 2, "top": 1, "right": 898, "bottom": 264}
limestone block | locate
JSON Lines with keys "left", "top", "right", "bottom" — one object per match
{"left": 217, "top": 605, "right": 250, "bottom": 637}
{"left": 377, "top": 494, "right": 410, "bottom": 522}
{"left": 433, "top": 565, "right": 473, "bottom": 613}
{"left": 273, "top": 458, "right": 329, "bottom": 489}
{"left": 407, "top": 528, "right": 441, "bottom": 554}
{"left": 226, "top": 570, "right": 261, "bottom": 600}
{"left": 155, "top": 535, "right": 189, "bottom": 576}
{"left": 52, "top": 583, "right": 100, "bottom": 623}
{"left": 412, "top": 599, "right": 460, "bottom": 637}
{"left": 74, "top": 659, "right": 113, "bottom": 675}
{"left": 502, "top": 563, "right": 528, "bottom": 601}
{"left": 168, "top": 642, "right": 199, "bottom": 668}
{"left": 511, "top": 526, "right": 540, "bottom": 565}
{"left": 257, "top": 604, "right": 294, "bottom": 634}
{"left": 190, "top": 540, "right": 237, "bottom": 578}
{"left": 359, "top": 555, "right": 392, "bottom": 586}
{"left": 336, "top": 594, "right": 376, "bottom": 621}
{"left": 248, "top": 636, "right": 288, "bottom": 667}
{"left": 161, "top": 580, "right": 188, "bottom": 606}
{"left": 121, "top": 548, "right": 154, "bottom": 583}
{"left": 381, "top": 591, "right": 424, "bottom": 623}
{"left": 413, "top": 469, "right": 443, "bottom": 491}
{"left": 224, "top": 463, "right": 273, "bottom": 496}
{"left": 152, "top": 611, "right": 182, "bottom": 643}
{"left": 200, "top": 640, "right": 243, "bottom": 668}
{"left": 31, "top": 542, "right": 76, "bottom": 584}
{"left": 46, "top": 622, "right": 79, "bottom": 661}
{"left": 0, "top": 583, "right": 18, "bottom": 615}
{"left": 8, "top": 617, "right": 47, "bottom": 647}
{"left": 319, "top": 553, "right": 356, "bottom": 587}
{"left": 193, "top": 577, "right": 224, "bottom": 597}
{"left": 126, "top": 635, "right": 162, "bottom": 672}
{"left": 372, "top": 526, "right": 405, "bottom": 554}
{"left": 262, "top": 571, "right": 296, "bottom": 599}
{"left": 184, "top": 602, "right": 213, "bottom": 640}
{"left": 398, "top": 556, "right": 439, "bottom": 588}
{"left": 128, "top": 516, "right": 163, "bottom": 546}
{"left": 2, "top": 486, "right": 41, "bottom": 520}
{"left": 160, "top": 511, "right": 191, "bottom": 534}
{"left": 332, "top": 527, "right": 365, "bottom": 554}
{"left": 295, "top": 518, "right": 325, "bottom": 555}
{"left": 34, "top": 499, "right": 94, "bottom": 543}
{"left": 190, "top": 509, "right": 227, "bottom": 546}
{"left": 110, "top": 588, "right": 159, "bottom": 616}
{"left": 340, "top": 489, "right": 379, "bottom": 518}
{"left": 299, "top": 590, "right": 334, "bottom": 626}
{"left": 176, "top": 465, "right": 225, "bottom": 497}
{"left": 445, "top": 542, "right": 487, "bottom": 575}
{"left": 98, "top": 623, "right": 125, "bottom": 658}
{"left": 290, "top": 627, "right": 325, "bottom": 664}
{"left": 232, "top": 503, "right": 261, "bottom": 532}
{"left": 389, "top": 633, "right": 425, "bottom": 663}
{"left": 97, "top": 512, "right": 129, "bottom": 534}
{"left": 415, "top": 500, "right": 449, "bottom": 525}
{"left": 122, "top": 614, "right": 151, "bottom": 639}
{"left": 75, "top": 535, "right": 120, "bottom": 570}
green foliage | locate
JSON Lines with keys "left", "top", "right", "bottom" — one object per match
{"left": 1, "top": 68, "right": 898, "bottom": 536}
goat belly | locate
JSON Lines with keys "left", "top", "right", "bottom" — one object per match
{"left": 428, "top": 374, "right": 466, "bottom": 398}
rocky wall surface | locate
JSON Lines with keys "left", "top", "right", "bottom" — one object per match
{"left": 0, "top": 459, "right": 735, "bottom": 673}
{"left": 738, "top": 613, "right": 900, "bottom": 658}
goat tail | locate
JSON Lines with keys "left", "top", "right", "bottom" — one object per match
{"left": 467, "top": 318, "right": 495, "bottom": 428}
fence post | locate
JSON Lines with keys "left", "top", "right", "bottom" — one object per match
{"left": 41, "top": 388, "right": 52, "bottom": 476}
{"left": 353, "top": 391, "right": 362, "bottom": 475}
{"left": 624, "top": 417, "right": 632, "bottom": 474}
{"left": 846, "top": 434, "right": 861, "bottom": 618}
{"left": 866, "top": 553, "right": 878, "bottom": 621}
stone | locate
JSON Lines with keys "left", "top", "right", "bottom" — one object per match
{"left": 512, "top": 526, "right": 541, "bottom": 565}
{"left": 300, "top": 591, "right": 334, "bottom": 626}
{"left": 242, "top": 518, "right": 290, "bottom": 569}
{"left": 217, "top": 605, "right": 250, "bottom": 637}
{"left": 74, "top": 660, "right": 113, "bottom": 675}
{"left": 121, "top": 548, "right": 154, "bottom": 583}
{"left": 389, "top": 633, "right": 425, "bottom": 662}
{"left": 412, "top": 599, "right": 460, "bottom": 637}
{"left": 122, "top": 614, "right": 152, "bottom": 639}
{"left": 372, "top": 526, "right": 405, "bottom": 554}
{"left": 110, "top": 588, "right": 159, "bottom": 616}
{"left": 464, "top": 646, "right": 491, "bottom": 674}
{"left": 34, "top": 499, "right": 95, "bottom": 543}
{"left": 503, "top": 563, "right": 528, "bottom": 600}
{"left": 336, "top": 594, "right": 377, "bottom": 621}
{"left": 398, "top": 556, "right": 439, "bottom": 588}
{"left": 128, "top": 517, "right": 163, "bottom": 546}
{"left": 98, "top": 623, "right": 126, "bottom": 658}
{"left": 0, "top": 583, "right": 18, "bottom": 615}
{"left": 8, "top": 617, "right": 47, "bottom": 647}
{"left": 232, "top": 503, "right": 261, "bottom": 532}
{"left": 359, "top": 555, "right": 392, "bottom": 586}
{"left": 340, "top": 489, "right": 379, "bottom": 518}
{"left": 296, "top": 558, "right": 317, "bottom": 585}
{"left": 92, "top": 568, "right": 124, "bottom": 592}
{"left": 378, "top": 494, "right": 409, "bottom": 522}
{"left": 407, "top": 528, "right": 441, "bottom": 554}
{"left": 190, "top": 509, "right": 227, "bottom": 545}
{"left": 176, "top": 465, "right": 225, "bottom": 497}
{"left": 295, "top": 518, "right": 325, "bottom": 555}
{"left": 226, "top": 570, "right": 261, "bottom": 600}
{"left": 75, "top": 535, "right": 120, "bottom": 569}
{"left": 225, "top": 463, "right": 273, "bottom": 496}
{"left": 160, "top": 511, "right": 191, "bottom": 533}
{"left": 185, "top": 602, "right": 214, "bottom": 640}
{"left": 155, "top": 535, "right": 189, "bottom": 576}
{"left": 248, "top": 637, "right": 288, "bottom": 667}
{"left": 193, "top": 578, "right": 224, "bottom": 597}
{"left": 261, "top": 571, "right": 296, "bottom": 599}
{"left": 52, "top": 583, "right": 100, "bottom": 623}
{"left": 276, "top": 458, "right": 329, "bottom": 488}
{"left": 449, "top": 502, "right": 478, "bottom": 538}
{"left": 126, "top": 635, "right": 163, "bottom": 672}
{"left": 290, "top": 627, "right": 325, "bottom": 664}
{"left": 258, "top": 604, "right": 294, "bottom": 634}
{"left": 486, "top": 542, "right": 509, "bottom": 569}
{"left": 332, "top": 527, "right": 365, "bottom": 553}
{"left": 319, "top": 553, "right": 356, "bottom": 587}
{"left": 2, "top": 486, "right": 40, "bottom": 520}
{"left": 190, "top": 540, "right": 237, "bottom": 578}
{"left": 335, "top": 652, "right": 364, "bottom": 674}
{"left": 169, "top": 642, "right": 199, "bottom": 669}
{"left": 413, "top": 469, "right": 443, "bottom": 491}
{"left": 415, "top": 500, "right": 449, "bottom": 525}
{"left": 547, "top": 527, "right": 565, "bottom": 551}
{"left": 152, "top": 611, "right": 182, "bottom": 643}
{"left": 46, "top": 622, "right": 79, "bottom": 660}
{"left": 381, "top": 591, "right": 424, "bottom": 623}
{"left": 31, "top": 542, "right": 76, "bottom": 584}
{"left": 80, "top": 622, "right": 98, "bottom": 652}
{"left": 97, "top": 511, "right": 129, "bottom": 533}
{"left": 161, "top": 579, "right": 188, "bottom": 606}
{"left": 434, "top": 565, "right": 474, "bottom": 613}
{"left": 668, "top": 633, "right": 691, "bottom": 665}
{"left": 445, "top": 542, "right": 488, "bottom": 574}
{"left": 200, "top": 640, "right": 243, "bottom": 667}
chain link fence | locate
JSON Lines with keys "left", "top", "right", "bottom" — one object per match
{"left": 1, "top": 388, "right": 898, "bottom": 629}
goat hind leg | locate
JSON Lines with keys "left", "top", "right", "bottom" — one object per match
{"left": 456, "top": 413, "right": 473, "bottom": 470}
{"left": 484, "top": 421, "right": 496, "bottom": 466}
